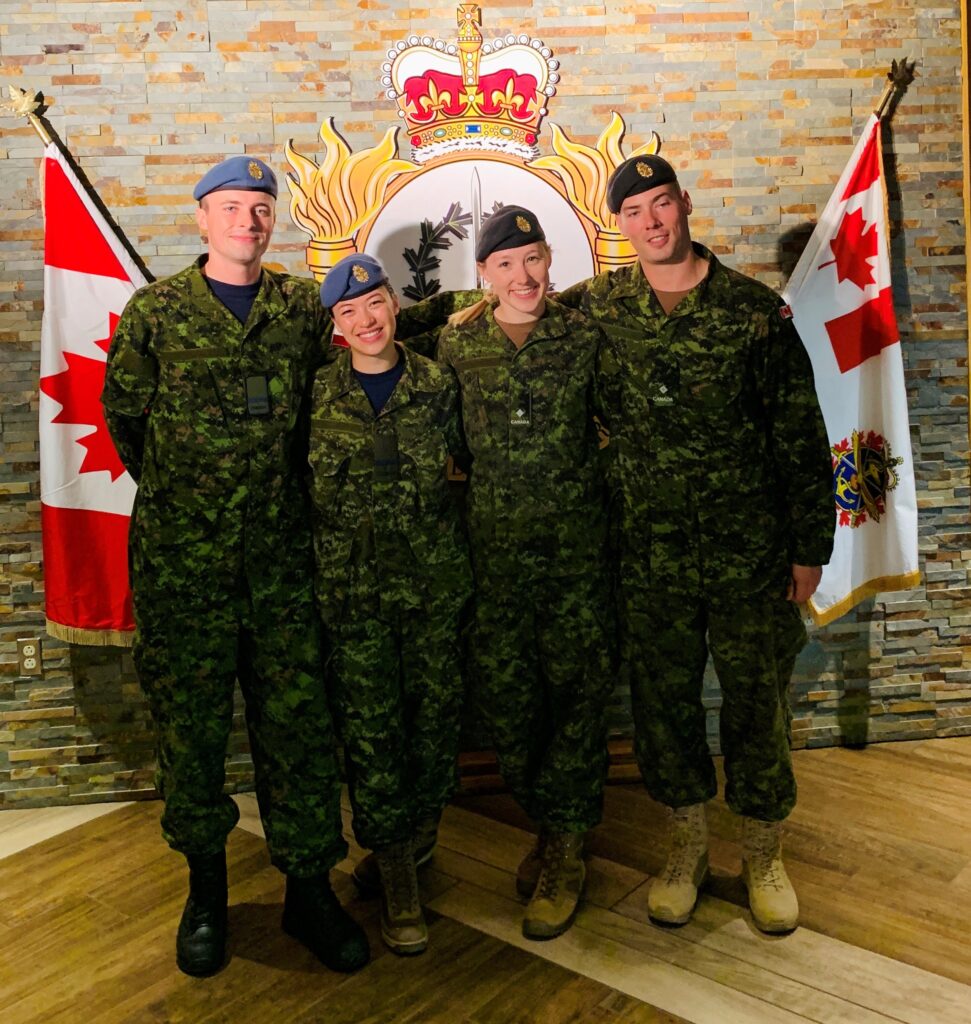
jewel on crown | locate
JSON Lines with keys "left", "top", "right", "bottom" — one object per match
{"left": 381, "top": 3, "right": 559, "bottom": 164}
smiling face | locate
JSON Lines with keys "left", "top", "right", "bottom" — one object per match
{"left": 616, "top": 183, "right": 694, "bottom": 267}
{"left": 196, "top": 189, "right": 276, "bottom": 282}
{"left": 331, "top": 285, "right": 400, "bottom": 372}
{"left": 477, "top": 242, "right": 551, "bottom": 324}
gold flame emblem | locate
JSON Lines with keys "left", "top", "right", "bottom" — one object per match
{"left": 515, "top": 215, "right": 531, "bottom": 232}
{"left": 530, "top": 113, "right": 661, "bottom": 267}
{"left": 248, "top": 160, "right": 264, "bottom": 180}
{"left": 352, "top": 265, "right": 370, "bottom": 283}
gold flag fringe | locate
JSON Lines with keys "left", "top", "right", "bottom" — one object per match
{"left": 46, "top": 619, "right": 134, "bottom": 648}
{"left": 808, "top": 570, "right": 922, "bottom": 627}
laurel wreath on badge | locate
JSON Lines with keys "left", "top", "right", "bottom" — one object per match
{"left": 401, "top": 202, "right": 473, "bottom": 302}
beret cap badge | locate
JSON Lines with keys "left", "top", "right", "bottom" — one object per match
{"left": 192, "top": 155, "right": 278, "bottom": 201}
{"left": 605, "top": 154, "right": 678, "bottom": 214}
{"left": 515, "top": 215, "right": 532, "bottom": 232}
{"left": 319, "top": 252, "right": 388, "bottom": 308}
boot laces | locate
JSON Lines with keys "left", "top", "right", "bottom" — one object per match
{"left": 659, "top": 808, "right": 705, "bottom": 885}
{"left": 384, "top": 844, "right": 419, "bottom": 917}
{"left": 661, "top": 827, "right": 703, "bottom": 885}
{"left": 750, "top": 829, "right": 787, "bottom": 891}
{"left": 537, "top": 836, "right": 568, "bottom": 901}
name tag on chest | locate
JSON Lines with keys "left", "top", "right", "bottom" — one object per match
{"left": 245, "top": 374, "right": 271, "bottom": 416}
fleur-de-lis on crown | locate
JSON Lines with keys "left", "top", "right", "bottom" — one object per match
{"left": 489, "top": 78, "right": 532, "bottom": 117}
{"left": 415, "top": 79, "right": 457, "bottom": 118}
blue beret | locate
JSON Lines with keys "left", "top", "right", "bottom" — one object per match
{"left": 606, "top": 155, "right": 679, "bottom": 215}
{"left": 475, "top": 205, "right": 546, "bottom": 262}
{"left": 320, "top": 253, "right": 389, "bottom": 309}
{"left": 193, "top": 156, "right": 278, "bottom": 201}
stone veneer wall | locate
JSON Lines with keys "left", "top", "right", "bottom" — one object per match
{"left": 0, "top": 1, "right": 967, "bottom": 806}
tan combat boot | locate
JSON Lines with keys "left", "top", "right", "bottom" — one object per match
{"left": 375, "top": 840, "right": 428, "bottom": 955}
{"left": 741, "top": 817, "right": 799, "bottom": 933}
{"left": 353, "top": 816, "right": 438, "bottom": 895}
{"left": 648, "top": 802, "right": 709, "bottom": 926}
{"left": 516, "top": 830, "right": 547, "bottom": 899}
{"left": 522, "top": 832, "right": 585, "bottom": 940}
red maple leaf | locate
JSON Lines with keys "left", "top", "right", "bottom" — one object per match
{"left": 40, "top": 312, "right": 126, "bottom": 481}
{"left": 818, "top": 207, "right": 878, "bottom": 290}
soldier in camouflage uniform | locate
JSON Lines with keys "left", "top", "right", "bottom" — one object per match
{"left": 436, "top": 207, "right": 614, "bottom": 940}
{"left": 558, "top": 155, "right": 834, "bottom": 933}
{"left": 311, "top": 253, "right": 472, "bottom": 955}
{"left": 101, "top": 157, "right": 368, "bottom": 977}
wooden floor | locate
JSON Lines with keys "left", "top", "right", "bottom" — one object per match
{"left": 2, "top": 738, "right": 970, "bottom": 1023}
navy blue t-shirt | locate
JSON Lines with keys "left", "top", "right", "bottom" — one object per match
{"left": 353, "top": 351, "right": 405, "bottom": 414}
{"left": 207, "top": 275, "right": 261, "bottom": 324}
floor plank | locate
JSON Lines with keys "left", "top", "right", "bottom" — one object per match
{"left": 1, "top": 737, "right": 970, "bottom": 1024}
{"left": 0, "top": 801, "right": 132, "bottom": 862}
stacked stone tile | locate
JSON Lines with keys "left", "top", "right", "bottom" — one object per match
{"left": 1, "top": 1, "right": 967, "bottom": 805}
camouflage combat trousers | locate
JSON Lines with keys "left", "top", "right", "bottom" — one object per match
{"left": 133, "top": 559, "right": 347, "bottom": 877}
{"left": 471, "top": 569, "right": 614, "bottom": 833}
{"left": 623, "top": 585, "right": 806, "bottom": 821}
{"left": 327, "top": 579, "right": 470, "bottom": 851}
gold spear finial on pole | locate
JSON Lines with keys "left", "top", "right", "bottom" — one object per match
{"left": 874, "top": 58, "right": 917, "bottom": 119}
{"left": 0, "top": 86, "right": 53, "bottom": 145}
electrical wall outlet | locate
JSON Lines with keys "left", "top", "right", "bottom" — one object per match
{"left": 17, "top": 637, "right": 42, "bottom": 676}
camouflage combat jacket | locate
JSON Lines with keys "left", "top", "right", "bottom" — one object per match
{"left": 436, "top": 298, "right": 608, "bottom": 580}
{"left": 308, "top": 344, "right": 472, "bottom": 623}
{"left": 559, "top": 244, "right": 834, "bottom": 596}
{"left": 101, "top": 258, "right": 329, "bottom": 575}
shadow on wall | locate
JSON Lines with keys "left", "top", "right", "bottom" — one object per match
{"left": 67, "top": 644, "right": 157, "bottom": 800}
{"left": 70, "top": 645, "right": 255, "bottom": 800}
{"left": 776, "top": 221, "right": 880, "bottom": 750}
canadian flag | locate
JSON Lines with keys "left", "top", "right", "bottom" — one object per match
{"left": 783, "top": 114, "right": 919, "bottom": 625}
{"left": 38, "top": 143, "right": 147, "bottom": 644}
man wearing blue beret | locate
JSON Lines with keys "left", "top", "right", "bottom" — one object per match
{"left": 102, "top": 156, "right": 369, "bottom": 976}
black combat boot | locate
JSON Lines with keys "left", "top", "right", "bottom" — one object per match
{"left": 176, "top": 851, "right": 228, "bottom": 977}
{"left": 282, "top": 873, "right": 370, "bottom": 973}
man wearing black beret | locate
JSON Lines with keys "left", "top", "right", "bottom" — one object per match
{"left": 557, "top": 153, "right": 834, "bottom": 935}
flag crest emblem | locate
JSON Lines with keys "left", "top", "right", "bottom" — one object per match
{"left": 831, "top": 429, "right": 903, "bottom": 529}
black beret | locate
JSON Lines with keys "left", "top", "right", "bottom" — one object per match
{"left": 606, "top": 155, "right": 679, "bottom": 215}
{"left": 476, "top": 205, "right": 546, "bottom": 262}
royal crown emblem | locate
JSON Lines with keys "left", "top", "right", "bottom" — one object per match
{"left": 248, "top": 160, "right": 264, "bottom": 180}
{"left": 286, "top": 3, "right": 662, "bottom": 290}
{"left": 382, "top": 3, "right": 558, "bottom": 163}
{"left": 352, "top": 265, "right": 369, "bottom": 282}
